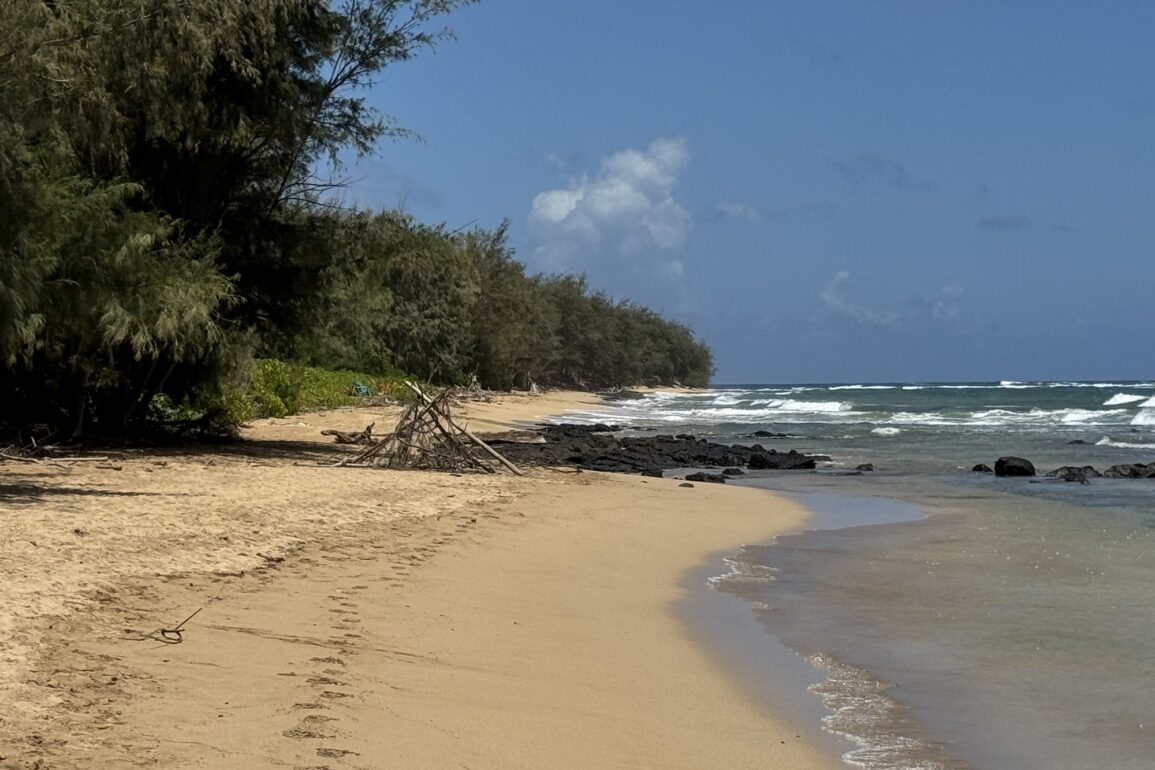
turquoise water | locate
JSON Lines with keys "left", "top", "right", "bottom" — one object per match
{"left": 561, "top": 382, "right": 1155, "bottom": 770}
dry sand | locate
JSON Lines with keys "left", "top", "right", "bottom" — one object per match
{"left": 0, "top": 391, "right": 838, "bottom": 769}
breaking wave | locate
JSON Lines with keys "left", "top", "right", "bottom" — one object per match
{"left": 1095, "top": 436, "right": 1155, "bottom": 449}
{"left": 1104, "top": 393, "right": 1148, "bottom": 406}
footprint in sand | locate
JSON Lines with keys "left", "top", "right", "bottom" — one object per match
{"left": 316, "top": 747, "right": 359, "bottom": 758}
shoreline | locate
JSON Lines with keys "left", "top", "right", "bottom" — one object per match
{"left": 1, "top": 390, "right": 842, "bottom": 768}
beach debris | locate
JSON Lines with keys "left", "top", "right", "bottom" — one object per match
{"left": 126, "top": 607, "right": 204, "bottom": 645}
{"left": 0, "top": 448, "right": 72, "bottom": 471}
{"left": 333, "top": 382, "right": 521, "bottom": 475}
{"left": 321, "top": 423, "right": 376, "bottom": 445}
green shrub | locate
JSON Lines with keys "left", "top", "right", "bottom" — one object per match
{"left": 248, "top": 359, "right": 302, "bottom": 417}
{"left": 143, "top": 360, "right": 418, "bottom": 438}
{"left": 245, "top": 360, "right": 415, "bottom": 417}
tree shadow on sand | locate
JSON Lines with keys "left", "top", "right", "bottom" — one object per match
{"left": 0, "top": 482, "right": 171, "bottom": 506}
{"left": 139, "top": 438, "right": 354, "bottom": 464}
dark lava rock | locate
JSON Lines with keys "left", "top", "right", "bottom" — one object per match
{"left": 599, "top": 389, "right": 647, "bottom": 402}
{"left": 685, "top": 472, "right": 727, "bottom": 484}
{"left": 640, "top": 468, "right": 664, "bottom": 478}
{"left": 498, "top": 424, "right": 827, "bottom": 475}
{"left": 1045, "top": 465, "right": 1100, "bottom": 484}
{"left": 748, "top": 450, "right": 816, "bottom": 470}
{"left": 741, "top": 430, "right": 807, "bottom": 439}
{"left": 1103, "top": 462, "right": 1155, "bottom": 479}
{"left": 678, "top": 482, "right": 694, "bottom": 488}
{"left": 972, "top": 463, "right": 993, "bottom": 473}
{"left": 545, "top": 422, "right": 618, "bottom": 433}
{"left": 1046, "top": 465, "right": 1102, "bottom": 478}
{"left": 995, "top": 456, "right": 1036, "bottom": 477}
{"left": 722, "top": 467, "right": 746, "bottom": 476}
{"left": 1067, "top": 439, "right": 1090, "bottom": 445}
{"left": 856, "top": 463, "right": 875, "bottom": 472}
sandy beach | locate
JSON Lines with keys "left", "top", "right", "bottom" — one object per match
{"left": 0, "top": 391, "right": 836, "bottom": 769}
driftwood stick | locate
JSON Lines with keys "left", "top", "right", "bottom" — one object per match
{"left": 321, "top": 422, "right": 375, "bottom": 445}
{"left": 36, "top": 456, "right": 114, "bottom": 463}
{"left": 403, "top": 382, "right": 522, "bottom": 476}
{"left": 0, "top": 451, "right": 72, "bottom": 471}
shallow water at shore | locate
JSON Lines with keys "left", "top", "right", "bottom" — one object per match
{"left": 715, "top": 475, "right": 1155, "bottom": 770}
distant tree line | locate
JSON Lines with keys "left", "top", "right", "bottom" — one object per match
{"left": 0, "top": 0, "right": 711, "bottom": 440}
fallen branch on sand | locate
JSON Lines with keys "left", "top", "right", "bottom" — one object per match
{"left": 320, "top": 423, "right": 376, "bottom": 445}
{"left": 0, "top": 450, "right": 72, "bottom": 471}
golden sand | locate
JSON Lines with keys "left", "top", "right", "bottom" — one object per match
{"left": 0, "top": 391, "right": 836, "bottom": 769}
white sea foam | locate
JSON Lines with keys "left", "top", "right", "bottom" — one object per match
{"left": 1061, "top": 409, "right": 1124, "bottom": 423}
{"left": 872, "top": 427, "right": 901, "bottom": 436}
{"left": 808, "top": 654, "right": 953, "bottom": 770}
{"left": 707, "top": 556, "right": 778, "bottom": 587}
{"left": 769, "top": 399, "right": 853, "bottom": 412}
{"left": 1132, "top": 409, "right": 1155, "bottom": 426}
{"left": 874, "top": 407, "right": 1133, "bottom": 429}
{"left": 1141, "top": 396, "right": 1155, "bottom": 408}
{"left": 1095, "top": 436, "right": 1155, "bottom": 449}
{"left": 1104, "top": 393, "right": 1148, "bottom": 406}
{"left": 830, "top": 385, "right": 898, "bottom": 391}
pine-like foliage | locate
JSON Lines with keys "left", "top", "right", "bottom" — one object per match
{"left": 0, "top": 0, "right": 711, "bottom": 440}
{"left": 0, "top": 1, "right": 475, "bottom": 438}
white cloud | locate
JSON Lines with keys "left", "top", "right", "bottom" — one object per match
{"left": 529, "top": 137, "right": 691, "bottom": 270}
{"left": 819, "top": 272, "right": 965, "bottom": 328}
{"left": 820, "top": 270, "right": 901, "bottom": 326}
{"left": 932, "top": 283, "right": 963, "bottom": 320}
{"left": 715, "top": 201, "right": 762, "bottom": 222}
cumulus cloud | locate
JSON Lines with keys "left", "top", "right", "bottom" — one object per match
{"left": 905, "top": 283, "right": 963, "bottom": 321}
{"left": 528, "top": 137, "right": 692, "bottom": 270}
{"left": 820, "top": 270, "right": 901, "bottom": 326}
{"left": 820, "top": 272, "right": 963, "bottom": 328}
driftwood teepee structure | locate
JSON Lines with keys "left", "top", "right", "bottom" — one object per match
{"left": 335, "top": 382, "right": 520, "bottom": 475}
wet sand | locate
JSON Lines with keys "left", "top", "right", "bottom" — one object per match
{"left": 0, "top": 391, "right": 838, "bottom": 769}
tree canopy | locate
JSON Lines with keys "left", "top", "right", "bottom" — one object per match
{"left": 0, "top": 0, "right": 712, "bottom": 441}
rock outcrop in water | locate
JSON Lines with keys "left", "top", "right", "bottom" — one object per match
{"left": 995, "top": 456, "right": 1036, "bottom": 477}
{"left": 1031, "top": 463, "right": 1155, "bottom": 482}
{"left": 1102, "top": 462, "right": 1155, "bottom": 479}
{"left": 486, "top": 424, "right": 826, "bottom": 476}
{"left": 1045, "top": 466, "right": 1100, "bottom": 484}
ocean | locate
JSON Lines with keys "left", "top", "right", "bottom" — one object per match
{"left": 556, "top": 382, "right": 1155, "bottom": 770}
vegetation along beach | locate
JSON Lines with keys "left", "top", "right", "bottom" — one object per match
{"left": 3, "top": 2, "right": 1154, "bottom": 769}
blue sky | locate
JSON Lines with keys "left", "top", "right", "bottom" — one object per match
{"left": 345, "top": 1, "right": 1155, "bottom": 384}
